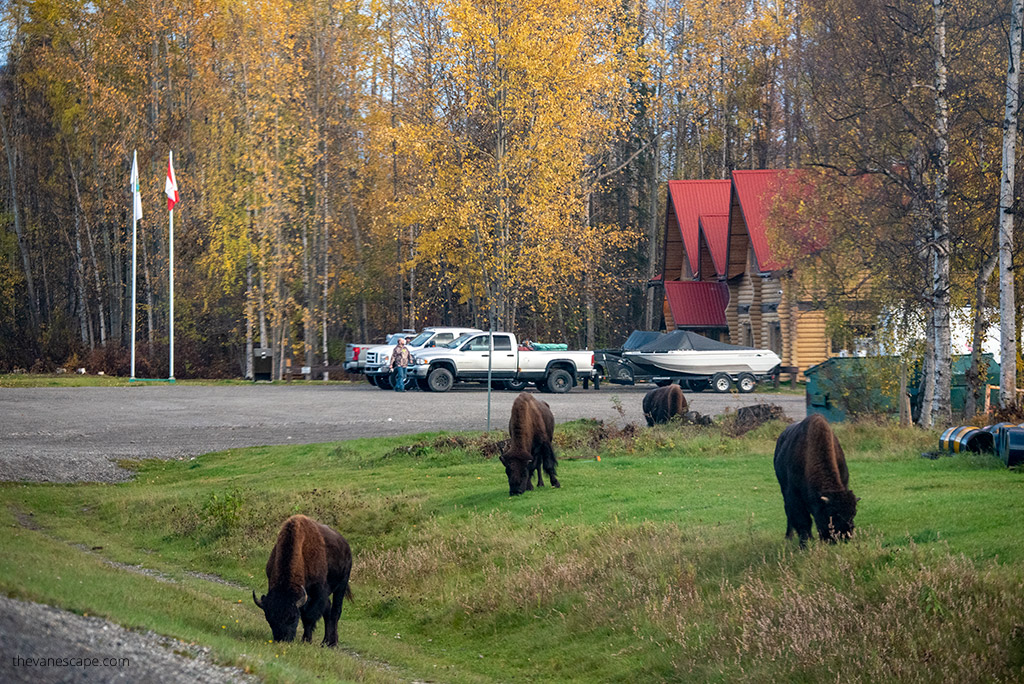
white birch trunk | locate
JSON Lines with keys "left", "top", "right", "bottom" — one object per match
{"left": 930, "top": 0, "right": 952, "bottom": 426}
{"left": 999, "top": 0, "right": 1023, "bottom": 407}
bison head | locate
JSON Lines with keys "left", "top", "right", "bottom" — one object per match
{"left": 818, "top": 490, "right": 858, "bottom": 542}
{"left": 253, "top": 587, "right": 308, "bottom": 642}
{"left": 499, "top": 450, "right": 532, "bottom": 496}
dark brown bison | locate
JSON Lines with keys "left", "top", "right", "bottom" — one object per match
{"left": 774, "top": 414, "right": 858, "bottom": 545}
{"left": 499, "top": 392, "right": 559, "bottom": 496}
{"left": 253, "top": 514, "right": 353, "bottom": 646}
{"left": 642, "top": 384, "right": 688, "bottom": 426}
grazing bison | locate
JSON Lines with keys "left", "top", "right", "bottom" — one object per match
{"left": 773, "top": 414, "right": 858, "bottom": 545}
{"left": 253, "top": 514, "right": 353, "bottom": 646}
{"left": 643, "top": 384, "right": 688, "bottom": 426}
{"left": 499, "top": 392, "right": 559, "bottom": 495}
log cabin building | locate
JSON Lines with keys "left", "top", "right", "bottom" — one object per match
{"left": 661, "top": 170, "right": 830, "bottom": 379}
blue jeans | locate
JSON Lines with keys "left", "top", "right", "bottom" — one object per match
{"left": 392, "top": 366, "right": 407, "bottom": 391}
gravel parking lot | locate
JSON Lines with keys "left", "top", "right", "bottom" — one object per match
{"left": 0, "top": 382, "right": 805, "bottom": 483}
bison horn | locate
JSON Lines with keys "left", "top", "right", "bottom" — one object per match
{"left": 820, "top": 496, "right": 830, "bottom": 503}
{"left": 296, "top": 588, "right": 308, "bottom": 608}
{"left": 252, "top": 591, "right": 264, "bottom": 609}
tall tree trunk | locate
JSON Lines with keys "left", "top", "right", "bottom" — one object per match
{"left": 966, "top": 251, "right": 998, "bottom": 418}
{"left": 930, "top": 0, "right": 951, "bottom": 425}
{"left": 645, "top": 136, "right": 661, "bottom": 330}
{"left": 141, "top": 223, "right": 154, "bottom": 349}
{"left": 999, "top": 0, "right": 1023, "bottom": 407}
{"left": 72, "top": 207, "right": 91, "bottom": 347}
{"left": 66, "top": 147, "right": 107, "bottom": 347}
{"left": 0, "top": 92, "right": 38, "bottom": 330}
{"left": 245, "top": 257, "right": 254, "bottom": 380}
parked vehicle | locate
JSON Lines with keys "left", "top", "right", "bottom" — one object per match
{"left": 622, "top": 330, "right": 781, "bottom": 393}
{"left": 343, "top": 330, "right": 415, "bottom": 377}
{"left": 409, "top": 332, "right": 594, "bottom": 393}
{"left": 592, "top": 330, "right": 667, "bottom": 388}
{"left": 365, "top": 326, "right": 483, "bottom": 388}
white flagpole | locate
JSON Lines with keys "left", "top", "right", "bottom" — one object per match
{"left": 166, "top": 149, "right": 177, "bottom": 381}
{"left": 169, "top": 205, "right": 174, "bottom": 380}
{"left": 130, "top": 150, "right": 139, "bottom": 379}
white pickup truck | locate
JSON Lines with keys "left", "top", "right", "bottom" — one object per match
{"left": 364, "top": 326, "right": 483, "bottom": 389}
{"left": 343, "top": 330, "right": 415, "bottom": 376}
{"left": 409, "top": 332, "right": 594, "bottom": 393}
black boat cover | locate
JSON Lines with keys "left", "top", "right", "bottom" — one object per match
{"left": 635, "top": 329, "right": 753, "bottom": 352}
{"left": 621, "top": 330, "right": 664, "bottom": 350}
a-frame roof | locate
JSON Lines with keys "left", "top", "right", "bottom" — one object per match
{"left": 697, "top": 213, "right": 729, "bottom": 278}
{"left": 665, "top": 180, "right": 732, "bottom": 276}
{"left": 730, "top": 169, "right": 801, "bottom": 274}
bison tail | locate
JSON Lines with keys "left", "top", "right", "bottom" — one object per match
{"left": 345, "top": 585, "right": 354, "bottom": 603}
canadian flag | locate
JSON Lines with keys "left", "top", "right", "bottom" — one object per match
{"left": 165, "top": 151, "right": 179, "bottom": 211}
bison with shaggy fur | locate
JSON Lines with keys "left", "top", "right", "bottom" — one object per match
{"left": 253, "top": 514, "right": 353, "bottom": 646}
{"left": 499, "top": 392, "right": 559, "bottom": 496}
{"left": 642, "top": 384, "right": 688, "bottom": 426}
{"left": 773, "top": 414, "right": 858, "bottom": 545}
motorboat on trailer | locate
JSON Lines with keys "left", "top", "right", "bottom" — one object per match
{"left": 622, "top": 330, "right": 781, "bottom": 392}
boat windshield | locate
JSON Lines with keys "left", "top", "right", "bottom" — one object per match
{"left": 445, "top": 333, "right": 476, "bottom": 348}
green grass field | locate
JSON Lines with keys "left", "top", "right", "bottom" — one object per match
{"left": 1, "top": 418, "right": 1022, "bottom": 683}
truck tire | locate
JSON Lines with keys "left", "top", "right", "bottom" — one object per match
{"left": 737, "top": 373, "right": 757, "bottom": 393}
{"left": 377, "top": 374, "right": 393, "bottom": 390}
{"left": 545, "top": 369, "right": 573, "bottom": 394}
{"left": 655, "top": 379, "right": 673, "bottom": 387}
{"left": 504, "top": 379, "right": 528, "bottom": 391}
{"left": 427, "top": 367, "right": 454, "bottom": 392}
{"left": 711, "top": 372, "right": 732, "bottom": 393}
{"left": 416, "top": 378, "right": 431, "bottom": 392}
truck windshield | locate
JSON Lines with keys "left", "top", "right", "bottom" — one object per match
{"left": 409, "top": 331, "right": 434, "bottom": 347}
{"left": 445, "top": 333, "right": 475, "bottom": 348}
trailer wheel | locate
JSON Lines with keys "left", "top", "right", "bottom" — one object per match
{"left": 427, "top": 367, "right": 454, "bottom": 392}
{"left": 737, "top": 373, "right": 757, "bottom": 393}
{"left": 711, "top": 373, "right": 732, "bottom": 393}
{"left": 686, "top": 379, "right": 710, "bottom": 393}
{"left": 546, "top": 369, "right": 573, "bottom": 394}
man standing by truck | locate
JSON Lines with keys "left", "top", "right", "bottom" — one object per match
{"left": 390, "top": 337, "right": 413, "bottom": 391}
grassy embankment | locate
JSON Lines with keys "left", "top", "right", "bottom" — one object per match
{"left": 1, "top": 416, "right": 1022, "bottom": 683}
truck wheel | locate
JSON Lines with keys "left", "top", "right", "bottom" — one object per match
{"left": 504, "top": 379, "right": 528, "bottom": 391}
{"left": 546, "top": 369, "right": 573, "bottom": 394}
{"left": 427, "top": 367, "right": 454, "bottom": 392}
{"left": 655, "top": 379, "right": 672, "bottom": 387}
{"left": 377, "top": 374, "right": 392, "bottom": 390}
{"left": 737, "top": 373, "right": 757, "bottom": 393}
{"left": 711, "top": 372, "right": 732, "bottom": 393}
{"left": 416, "top": 378, "right": 431, "bottom": 391}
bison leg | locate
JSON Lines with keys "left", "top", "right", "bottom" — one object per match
{"left": 783, "top": 498, "right": 812, "bottom": 546}
{"left": 322, "top": 574, "right": 351, "bottom": 647}
{"left": 531, "top": 449, "right": 545, "bottom": 487}
{"left": 300, "top": 588, "right": 329, "bottom": 643}
{"left": 542, "top": 444, "right": 560, "bottom": 488}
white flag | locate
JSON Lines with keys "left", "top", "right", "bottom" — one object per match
{"left": 130, "top": 150, "right": 142, "bottom": 222}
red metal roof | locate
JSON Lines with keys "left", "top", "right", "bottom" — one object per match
{"left": 698, "top": 213, "right": 729, "bottom": 278}
{"left": 666, "top": 180, "right": 732, "bottom": 275}
{"left": 664, "top": 281, "right": 729, "bottom": 328}
{"left": 731, "top": 169, "right": 803, "bottom": 273}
